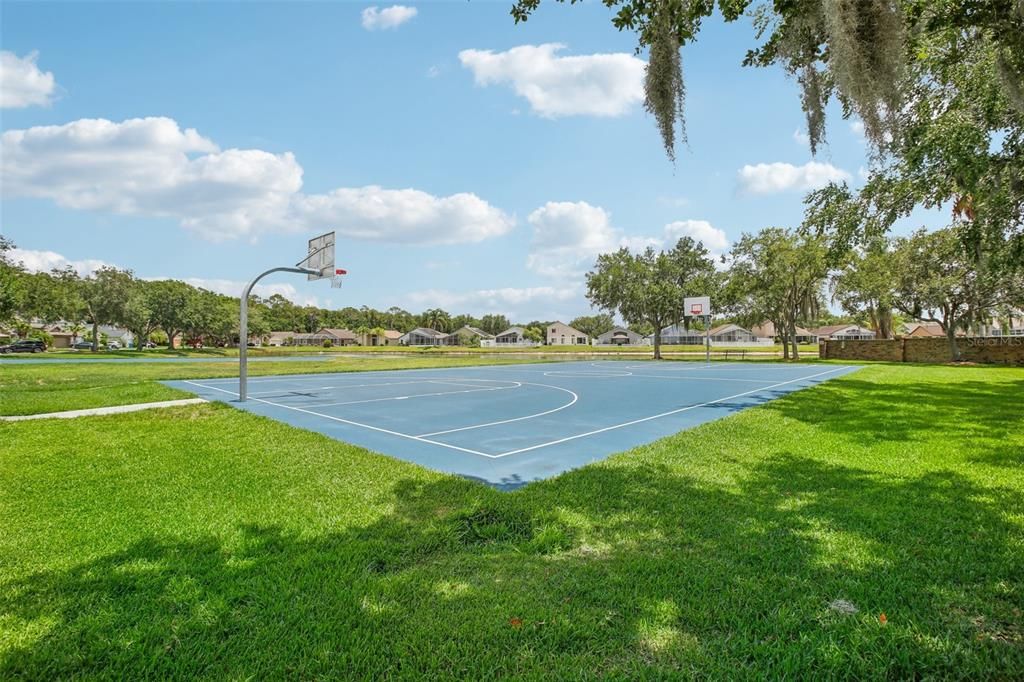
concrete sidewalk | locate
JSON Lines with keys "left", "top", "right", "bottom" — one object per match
{"left": 2, "top": 398, "right": 208, "bottom": 422}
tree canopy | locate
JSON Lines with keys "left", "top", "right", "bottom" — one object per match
{"left": 586, "top": 236, "right": 718, "bottom": 358}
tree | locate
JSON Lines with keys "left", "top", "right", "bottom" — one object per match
{"left": 146, "top": 280, "right": 195, "bottom": 350}
{"left": 523, "top": 326, "right": 544, "bottom": 343}
{"left": 568, "top": 313, "right": 615, "bottom": 339}
{"left": 831, "top": 240, "right": 898, "bottom": 339}
{"left": 727, "top": 228, "right": 827, "bottom": 361}
{"left": 480, "top": 314, "right": 511, "bottom": 335}
{"left": 515, "top": 1, "right": 1024, "bottom": 269}
{"left": 512, "top": 1, "right": 1023, "bottom": 160}
{"left": 121, "top": 279, "right": 159, "bottom": 350}
{"left": 586, "top": 237, "right": 716, "bottom": 359}
{"left": 369, "top": 326, "right": 389, "bottom": 346}
{"left": 422, "top": 308, "right": 452, "bottom": 332}
{"left": 79, "top": 267, "right": 134, "bottom": 351}
{"left": 0, "top": 236, "right": 25, "bottom": 325}
{"left": 891, "top": 226, "right": 1002, "bottom": 359}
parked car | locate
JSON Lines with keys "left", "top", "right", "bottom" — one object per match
{"left": 73, "top": 341, "right": 95, "bottom": 350}
{"left": 0, "top": 339, "right": 47, "bottom": 353}
{"left": 106, "top": 341, "right": 121, "bottom": 350}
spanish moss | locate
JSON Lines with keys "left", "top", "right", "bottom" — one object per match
{"left": 644, "top": 17, "right": 686, "bottom": 163}
{"left": 821, "top": 0, "right": 906, "bottom": 150}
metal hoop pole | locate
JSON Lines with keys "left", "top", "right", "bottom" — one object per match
{"left": 239, "top": 266, "right": 316, "bottom": 402}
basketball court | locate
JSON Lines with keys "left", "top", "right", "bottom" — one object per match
{"left": 170, "top": 360, "right": 860, "bottom": 489}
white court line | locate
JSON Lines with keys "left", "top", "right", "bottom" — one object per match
{"left": 416, "top": 382, "right": 579, "bottom": 437}
{"left": 246, "top": 379, "right": 435, "bottom": 396}
{"left": 491, "top": 365, "right": 853, "bottom": 458}
{"left": 182, "top": 380, "right": 496, "bottom": 457}
{"left": 622, "top": 364, "right": 817, "bottom": 372}
{"left": 301, "top": 382, "right": 521, "bottom": 409}
{"left": 628, "top": 373, "right": 782, "bottom": 384}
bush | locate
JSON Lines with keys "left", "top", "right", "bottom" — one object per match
{"left": 322, "top": 339, "right": 333, "bottom": 348}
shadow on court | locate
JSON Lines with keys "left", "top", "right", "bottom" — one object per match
{"left": 4, "top": 455, "right": 1021, "bottom": 678}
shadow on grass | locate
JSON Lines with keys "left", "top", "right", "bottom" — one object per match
{"left": 3, "top": 455, "right": 1022, "bottom": 678}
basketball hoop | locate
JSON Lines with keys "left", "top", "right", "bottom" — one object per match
{"left": 690, "top": 303, "right": 703, "bottom": 315}
{"left": 331, "top": 268, "right": 347, "bottom": 289}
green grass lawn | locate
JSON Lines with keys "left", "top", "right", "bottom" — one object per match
{"left": 0, "top": 356, "right": 548, "bottom": 417}
{"left": 1, "top": 364, "right": 1021, "bottom": 678}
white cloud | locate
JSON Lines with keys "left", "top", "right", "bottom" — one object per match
{"left": 0, "top": 51, "right": 57, "bottom": 108}
{"left": 526, "top": 201, "right": 731, "bottom": 279}
{"left": 426, "top": 65, "right": 441, "bottom": 78}
{"left": 459, "top": 44, "right": 645, "bottom": 118}
{"left": 9, "top": 248, "right": 110, "bottom": 277}
{"left": 526, "top": 201, "right": 620, "bottom": 278}
{"left": 663, "top": 220, "right": 730, "bottom": 255}
{"left": 1, "top": 117, "right": 300, "bottom": 240}
{"left": 291, "top": 186, "right": 514, "bottom": 245}
{"left": 736, "top": 161, "right": 851, "bottom": 195}
{"left": 361, "top": 5, "right": 417, "bottom": 30}
{"left": 182, "top": 278, "right": 322, "bottom": 307}
{"left": 850, "top": 120, "right": 865, "bottom": 138}
{"left": 792, "top": 128, "right": 809, "bottom": 147}
{"left": 2, "top": 116, "right": 514, "bottom": 244}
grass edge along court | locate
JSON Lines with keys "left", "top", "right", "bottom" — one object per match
{"left": 2, "top": 362, "right": 1022, "bottom": 678}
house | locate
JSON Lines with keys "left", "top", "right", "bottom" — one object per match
{"left": 288, "top": 332, "right": 329, "bottom": 346}
{"left": 654, "top": 324, "right": 706, "bottom": 345}
{"left": 357, "top": 329, "right": 402, "bottom": 346}
{"left": 265, "top": 331, "right": 296, "bottom": 347}
{"left": 494, "top": 327, "right": 527, "bottom": 344}
{"left": 400, "top": 327, "right": 447, "bottom": 346}
{"left": 750, "top": 321, "right": 818, "bottom": 344}
{"left": 901, "top": 321, "right": 966, "bottom": 338}
{"left": 812, "top": 324, "right": 876, "bottom": 340}
{"left": 978, "top": 312, "right": 1024, "bottom": 337}
{"left": 442, "top": 326, "right": 494, "bottom": 346}
{"left": 32, "top": 323, "right": 77, "bottom": 348}
{"left": 317, "top": 328, "right": 358, "bottom": 346}
{"left": 595, "top": 327, "right": 643, "bottom": 346}
{"left": 707, "top": 324, "right": 758, "bottom": 343}
{"left": 546, "top": 321, "right": 589, "bottom": 346}
{"left": 98, "top": 325, "right": 134, "bottom": 347}
{"left": 486, "top": 327, "right": 539, "bottom": 348}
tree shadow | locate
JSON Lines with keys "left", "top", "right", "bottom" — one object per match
{"left": 4, "top": 456, "right": 1021, "bottom": 678}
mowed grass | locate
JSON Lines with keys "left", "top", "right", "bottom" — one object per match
{"left": 0, "top": 356, "right": 551, "bottom": 417}
{"left": 2, "top": 364, "right": 1022, "bottom": 678}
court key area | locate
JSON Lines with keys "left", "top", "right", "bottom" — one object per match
{"left": 170, "top": 360, "right": 860, "bottom": 489}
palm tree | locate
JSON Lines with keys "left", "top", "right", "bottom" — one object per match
{"left": 424, "top": 308, "right": 451, "bottom": 332}
{"left": 370, "top": 326, "right": 388, "bottom": 347}
{"left": 68, "top": 322, "right": 86, "bottom": 344}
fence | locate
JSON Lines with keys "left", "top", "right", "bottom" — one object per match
{"left": 820, "top": 337, "right": 1024, "bottom": 365}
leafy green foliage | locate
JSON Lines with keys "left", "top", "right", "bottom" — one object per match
{"left": 587, "top": 237, "right": 717, "bottom": 358}
{"left": 727, "top": 228, "right": 827, "bottom": 360}
{"left": 831, "top": 239, "right": 898, "bottom": 339}
{"left": 891, "top": 226, "right": 1004, "bottom": 358}
{"left": 568, "top": 313, "right": 615, "bottom": 338}
{"left": 0, "top": 237, "right": 25, "bottom": 325}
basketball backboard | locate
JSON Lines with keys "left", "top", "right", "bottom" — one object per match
{"left": 298, "top": 231, "right": 336, "bottom": 281}
{"left": 684, "top": 296, "right": 711, "bottom": 317}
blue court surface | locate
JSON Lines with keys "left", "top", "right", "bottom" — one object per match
{"left": 170, "top": 360, "right": 860, "bottom": 490}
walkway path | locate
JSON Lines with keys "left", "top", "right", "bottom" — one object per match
{"left": 2, "top": 398, "right": 207, "bottom": 421}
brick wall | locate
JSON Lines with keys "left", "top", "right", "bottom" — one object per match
{"left": 820, "top": 337, "right": 1024, "bottom": 365}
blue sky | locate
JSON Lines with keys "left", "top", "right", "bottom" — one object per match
{"left": 1, "top": 1, "right": 925, "bottom": 321}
